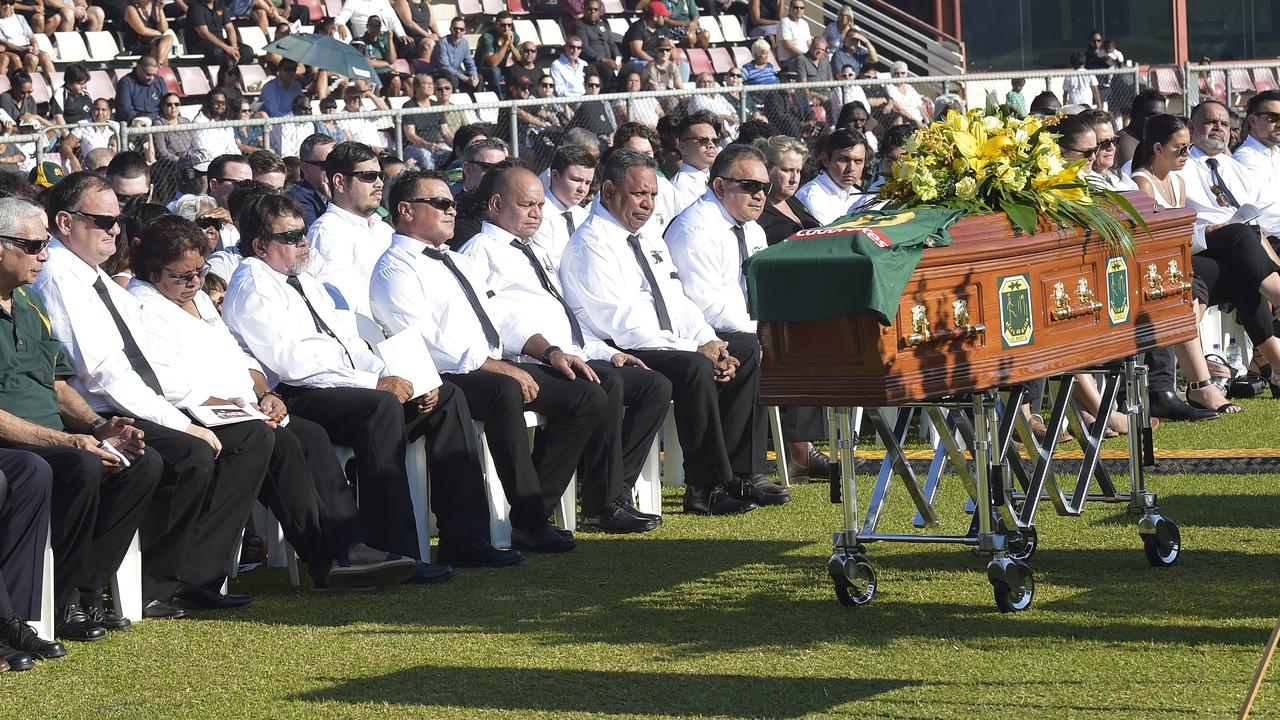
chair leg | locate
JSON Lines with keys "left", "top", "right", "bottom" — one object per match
{"left": 660, "top": 404, "right": 684, "bottom": 488}
{"left": 767, "top": 405, "right": 790, "bottom": 488}
{"left": 110, "top": 532, "right": 143, "bottom": 622}
{"left": 404, "top": 436, "right": 433, "bottom": 562}
{"left": 37, "top": 521, "right": 55, "bottom": 640}
{"left": 633, "top": 432, "right": 663, "bottom": 516}
{"left": 475, "top": 421, "right": 513, "bottom": 550}
{"left": 554, "top": 476, "right": 577, "bottom": 532}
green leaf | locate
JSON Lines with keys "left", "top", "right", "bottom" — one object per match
{"left": 1003, "top": 202, "right": 1039, "bottom": 235}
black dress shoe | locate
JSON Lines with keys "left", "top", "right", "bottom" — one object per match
{"left": 436, "top": 541, "right": 524, "bottom": 568}
{"left": 615, "top": 498, "right": 662, "bottom": 523}
{"left": 581, "top": 500, "right": 660, "bottom": 534}
{"left": 511, "top": 523, "right": 577, "bottom": 553}
{"left": 174, "top": 586, "right": 255, "bottom": 610}
{"left": 55, "top": 604, "right": 106, "bottom": 642}
{"left": 729, "top": 475, "right": 791, "bottom": 506}
{"left": 83, "top": 604, "right": 132, "bottom": 632}
{"left": 683, "top": 484, "right": 757, "bottom": 515}
{"left": 0, "top": 643, "right": 32, "bottom": 671}
{"left": 326, "top": 553, "right": 418, "bottom": 588}
{"left": 0, "top": 617, "right": 65, "bottom": 660}
{"left": 142, "top": 600, "right": 188, "bottom": 619}
{"left": 1149, "top": 390, "right": 1218, "bottom": 421}
{"left": 405, "top": 561, "right": 455, "bottom": 584}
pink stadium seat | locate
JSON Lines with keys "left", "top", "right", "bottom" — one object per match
{"left": 730, "top": 45, "right": 752, "bottom": 67}
{"left": 177, "top": 66, "right": 213, "bottom": 96}
{"left": 708, "top": 47, "right": 733, "bottom": 74}
{"left": 0, "top": 74, "right": 10, "bottom": 97}
{"left": 457, "top": 0, "right": 482, "bottom": 14}
{"left": 1152, "top": 67, "right": 1181, "bottom": 96}
{"left": 322, "top": 0, "right": 342, "bottom": 17}
{"left": 238, "top": 64, "right": 268, "bottom": 93}
{"left": 602, "top": 0, "right": 624, "bottom": 12}
{"left": 685, "top": 48, "right": 713, "bottom": 77}
{"left": 1252, "top": 68, "right": 1278, "bottom": 93}
{"left": 157, "top": 66, "right": 182, "bottom": 95}
{"left": 507, "top": 0, "right": 529, "bottom": 14}
{"left": 87, "top": 70, "right": 116, "bottom": 101}
{"left": 113, "top": 67, "right": 131, "bottom": 82}
{"left": 393, "top": 58, "right": 411, "bottom": 75}
{"left": 1227, "top": 67, "right": 1254, "bottom": 93}
{"left": 481, "top": 0, "right": 504, "bottom": 14}
{"left": 295, "top": 0, "right": 325, "bottom": 22}
{"left": 29, "top": 74, "right": 50, "bottom": 104}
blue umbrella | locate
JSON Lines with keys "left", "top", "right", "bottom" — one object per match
{"left": 262, "top": 33, "right": 382, "bottom": 85}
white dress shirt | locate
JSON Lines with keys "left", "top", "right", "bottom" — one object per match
{"left": 307, "top": 203, "right": 395, "bottom": 315}
{"left": 795, "top": 170, "right": 874, "bottom": 225}
{"left": 549, "top": 55, "right": 586, "bottom": 97}
{"left": 191, "top": 111, "right": 239, "bottom": 161}
{"left": 129, "top": 281, "right": 260, "bottom": 407}
{"left": 370, "top": 234, "right": 527, "bottom": 374}
{"left": 640, "top": 174, "right": 680, "bottom": 240}
{"left": 460, "top": 222, "right": 616, "bottom": 363}
{"left": 223, "top": 257, "right": 385, "bottom": 390}
{"left": 1233, "top": 134, "right": 1280, "bottom": 236}
{"left": 530, "top": 189, "right": 588, "bottom": 267}
{"left": 1182, "top": 146, "right": 1269, "bottom": 252}
{"left": 669, "top": 163, "right": 710, "bottom": 217}
{"left": 559, "top": 202, "right": 720, "bottom": 352}
{"left": 34, "top": 239, "right": 191, "bottom": 430}
{"left": 208, "top": 247, "right": 242, "bottom": 282}
{"left": 665, "top": 190, "right": 768, "bottom": 333}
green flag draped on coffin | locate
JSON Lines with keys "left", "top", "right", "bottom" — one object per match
{"left": 745, "top": 208, "right": 964, "bottom": 324}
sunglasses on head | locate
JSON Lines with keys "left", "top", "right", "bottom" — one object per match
{"left": 68, "top": 210, "right": 119, "bottom": 231}
{"left": 0, "top": 233, "right": 49, "bottom": 255}
{"left": 266, "top": 228, "right": 306, "bottom": 244}
{"left": 196, "top": 217, "right": 225, "bottom": 231}
{"left": 719, "top": 176, "right": 772, "bottom": 195}
{"left": 348, "top": 170, "right": 384, "bottom": 183}
{"left": 163, "top": 264, "right": 211, "bottom": 284}
{"left": 407, "top": 196, "right": 457, "bottom": 211}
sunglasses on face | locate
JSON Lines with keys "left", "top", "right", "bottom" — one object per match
{"left": 1063, "top": 145, "right": 1098, "bottom": 158}
{"left": 719, "top": 176, "right": 772, "bottom": 195}
{"left": 0, "top": 233, "right": 50, "bottom": 255}
{"left": 196, "top": 217, "right": 224, "bottom": 231}
{"left": 68, "top": 210, "right": 119, "bottom": 231}
{"left": 266, "top": 228, "right": 306, "bottom": 244}
{"left": 682, "top": 136, "right": 719, "bottom": 148}
{"left": 407, "top": 196, "right": 457, "bottom": 211}
{"left": 1254, "top": 111, "right": 1280, "bottom": 123}
{"left": 1097, "top": 137, "right": 1118, "bottom": 150}
{"left": 1167, "top": 143, "right": 1191, "bottom": 157}
{"left": 349, "top": 170, "right": 384, "bottom": 183}
{"left": 163, "top": 102, "right": 181, "bottom": 107}
{"left": 162, "top": 264, "right": 211, "bottom": 284}
{"left": 116, "top": 192, "right": 149, "bottom": 205}
{"left": 467, "top": 159, "right": 497, "bottom": 170}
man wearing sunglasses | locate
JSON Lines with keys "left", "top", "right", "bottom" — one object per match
{"left": 795, "top": 128, "right": 874, "bottom": 225}
{"left": 665, "top": 144, "right": 787, "bottom": 507}
{"left": 475, "top": 11, "right": 518, "bottom": 93}
{"left": 0, "top": 197, "right": 163, "bottom": 644}
{"left": 570, "top": 0, "right": 619, "bottom": 87}
{"left": 288, "top": 134, "right": 337, "bottom": 230}
{"left": 36, "top": 172, "right": 262, "bottom": 618}
{"left": 449, "top": 138, "right": 510, "bottom": 249}
{"left": 559, "top": 150, "right": 760, "bottom": 517}
{"left": 306, "top": 142, "right": 392, "bottom": 317}
{"left": 206, "top": 153, "right": 252, "bottom": 250}
{"left": 550, "top": 39, "right": 587, "bottom": 98}
{"left": 669, "top": 111, "right": 723, "bottom": 218}
{"left": 224, "top": 192, "right": 519, "bottom": 573}
{"left": 104, "top": 151, "right": 151, "bottom": 209}
{"left": 454, "top": 166, "right": 669, "bottom": 535}
{"left": 1233, "top": 90, "right": 1280, "bottom": 243}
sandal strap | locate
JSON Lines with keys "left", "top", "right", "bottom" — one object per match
{"left": 1187, "top": 378, "right": 1215, "bottom": 390}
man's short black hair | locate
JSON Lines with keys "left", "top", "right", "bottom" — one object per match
{"left": 324, "top": 141, "right": 379, "bottom": 182}
{"left": 677, "top": 110, "right": 722, "bottom": 139}
{"left": 228, "top": 179, "right": 278, "bottom": 226}
{"left": 821, "top": 128, "right": 868, "bottom": 158}
{"left": 1028, "top": 91, "right": 1061, "bottom": 116}
{"left": 44, "top": 171, "right": 111, "bottom": 228}
{"left": 106, "top": 151, "right": 150, "bottom": 183}
{"left": 64, "top": 63, "right": 89, "bottom": 86}
{"left": 299, "top": 133, "right": 336, "bottom": 161}
{"left": 237, "top": 193, "right": 304, "bottom": 256}
{"left": 734, "top": 120, "right": 774, "bottom": 146}
{"left": 550, "top": 145, "right": 598, "bottom": 174}
{"left": 613, "top": 122, "right": 660, "bottom": 150}
{"left": 387, "top": 169, "right": 446, "bottom": 225}
{"left": 209, "top": 154, "right": 248, "bottom": 182}
{"left": 1246, "top": 90, "right": 1280, "bottom": 116}
{"left": 879, "top": 123, "right": 916, "bottom": 157}
{"left": 709, "top": 143, "right": 765, "bottom": 179}
{"left": 247, "top": 149, "right": 287, "bottom": 176}
{"left": 1189, "top": 99, "right": 1229, "bottom": 122}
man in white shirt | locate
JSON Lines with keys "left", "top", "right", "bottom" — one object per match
{"left": 795, "top": 128, "right": 874, "bottom": 225}
{"left": 549, "top": 38, "right": 587, "bottom": 98}
{"left": 777, "top": 0, "right": 811, "bottom": 63}
{"left": 559, "top": 150, "right": 762, "bottom": 516}
{"left": 36, "top": 172, "right": 264, "bottom": 615}
{"left": 1184, "top": 100, "right": 1277, "bottom": 247}
{"left": 458, "top": 166, "right": 670, "bottom": 533}
{"left": 530, "top": 146, "right": 593, "bottom": 263}
{"left": 370, "top": 171, "right": 607, "bottom": 552}
{"left": 224, "top": 192, "right": 519, "bottom": 573}
{"left": 669, "top": 111, "right": 722, "bottom": 217}
{"left": 1233, "top": 90, "right": 1280, "bottom": 243}
{"left": 614, "top": 122, "right": 680, "bottom": 236}
{"left": 206, "top": 153, "right": 250, "bottom": 252}
{"left": 306, "top": 141, "right": 394, "bottom": 315}
{"left": 450, "top": 138, "right": 511, "bottom": 249}
{"left": 665, "top": 145, "right": 787, "bottom": 504}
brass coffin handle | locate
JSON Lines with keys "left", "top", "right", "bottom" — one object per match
{"left": 1143, "top": 260, "right": 1193, "bottom": 300}
{"left": 903, "top": 301, "right": 985, "bottom": 347}
{"left": 1050, "top": 278, "right": 1104, "bottom": 320}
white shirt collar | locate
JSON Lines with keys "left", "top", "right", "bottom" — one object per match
{"left": 49, "top": 237, "right": 105, "bottom": 286}
{"left": 1241, "top": 134, "right": 1280, "bottom": 157}
{"left": 679, "top": 163, "right": 709, "bottom": 178}
{"left": 699, "top": 189, "right": 741, "bottom": 228}
{"left": 479, "top": 220, "right": 522, "bottom": 245}
{"left": 323, "top": 202, "right": 382, "bottom": 230}
{"left": 391, "top": 232, "right": 434, "bottom": 254}
{"left": 588, "top": 198, "right": 635, "bottom": 239}
{"left": 817, "top": 170, "right": 861, "bottom": 200}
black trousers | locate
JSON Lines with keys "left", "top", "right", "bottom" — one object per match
{"left": 780, "top": 407, "right": 827, "bottom": 443}
{"left": 626, "top": 332, "right": 762, "bottom": 487}
{"left": 10, "top": 443, "right": 161, "bottom": 607}
{"left": 444, "top": 363, "right": 607, "bottom": 531}
{"left": 258, "top": 416, "right": 364, "bottom": 577}
{"left": 579, "top": 361, "right": 673, "bottom": 517}
{"left": 1192, "top": 224, "right": 1280, "bottom": 345}
{"left": 0, "top": 450, "right": 52, "bottom": 620}
{"left": 282, "top": 383, "right": 490, "bottom": 555}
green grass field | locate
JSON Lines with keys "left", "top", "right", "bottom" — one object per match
{"left": 3, "top": 399, "right": 1280, "bottom": 719}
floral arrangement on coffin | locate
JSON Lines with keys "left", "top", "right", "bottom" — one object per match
{"left": 878, "top": 109, "right": 1143, "bottom": 255}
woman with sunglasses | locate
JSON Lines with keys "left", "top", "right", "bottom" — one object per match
{"left": 190, "top": 90, "right": 240, "bottom": 163}
{"left": 1077, "top": 108, "right": 1137, "bottom": 192}
{"left": 128, "top": 215, "right": 418, "bottom": 591}
{"left": 1131, "top": 113, "right": 1189, "bottom": 210}
{"left": 152, "top": 92, "right": 195, "bottom": 163}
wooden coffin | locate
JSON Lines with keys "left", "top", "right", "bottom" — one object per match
{"left": 758, "top": 195, "right": 1200, "bottom": 405}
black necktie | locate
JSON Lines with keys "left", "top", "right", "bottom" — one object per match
{"left": 93, "top": 276, "right": 164, "bottom": 395}
{"left": 625, "top": 233, "right": 673, "bottom": 332}
{"left": 732, "top": 224, "right": 748, "bottom": 276}
{"left": 562, "top": 210, "right": 576, "bottom": 237}
{"left": 285, "top": 275, "right": 354, "bottom": 367}
{"left": 1205, "top": 157, "right": 1241, "bottom": 209}
{"left": 510, "top": 239, "right": 583, "bottom": 346}
{"left": 422, "top": 246, "right": 501, "bottom": 349}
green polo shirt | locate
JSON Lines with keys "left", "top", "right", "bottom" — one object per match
{"left": 0, "top": 286, "right": 71, "bottom": 431}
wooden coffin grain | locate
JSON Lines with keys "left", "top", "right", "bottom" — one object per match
{"left": 758, "top": 195, "right": 1200, "bottom": 405}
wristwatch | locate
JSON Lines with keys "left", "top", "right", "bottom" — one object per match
{"left": 542, "top": 345, "right": 562, "bottom": 365}
{"left": 88, "top": 417, "right": 108, "bottom": 434}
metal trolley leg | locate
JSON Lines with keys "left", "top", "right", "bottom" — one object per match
{"left": 1125, "top": 360, "right": 1182, "bottom": 567}
{"left": 974, "top": 391, "right": 1035, "bottom": 612}
{"left": 828, "top": 406, "right": 877, "bottom": 606}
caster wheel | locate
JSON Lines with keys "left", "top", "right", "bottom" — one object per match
{"left": 831, "top": 555, "right": 876, "bottom": 606}
{"left": 1142, "top": 522, "right": 1180, "bottom": 567}
{"left": 1000, "top": 521, "right": 1038, "bottom": 562}
{"left": 990, "top": 561, "right": 1034, "bottom": 613}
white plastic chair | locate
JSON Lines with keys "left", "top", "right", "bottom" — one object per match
{"left": 334, "top": 436, "right": 433, "bottom": 561}
{"left": 36, "top": 523, "right": 54, "bottom": 640}
{"left": 660, "top": 403, "right": 789, "bottom": 486}
{"left": 109, "top": 532, "right": 143, "bottom": 623}
{"left": 51, "top": 32, "right": 89, "bottom": 63}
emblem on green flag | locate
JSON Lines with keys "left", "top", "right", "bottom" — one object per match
{"left": 1106, "top": 257, "right": 1130, "bottom": 326}
{"left": 999, "top": 274, "right": 1034, "bottom": 348}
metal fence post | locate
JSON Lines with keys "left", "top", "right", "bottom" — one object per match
{"left": 508, "top": 105, "right": 519, "bottom": 156}
{"left": 738, "top": 90, "right": 747, "bottom": 122}
{"left": 117, "top": 123, "right": 128, "bottom": 158}
{"left": 394, "top": 112, "right": 404, "bottom": 159}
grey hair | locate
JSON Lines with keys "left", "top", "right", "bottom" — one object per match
{"left": 463, "top": 137, "right": 509, "bottom": 162}
{"left": 751, "top": 38, "right": 770, "bottom": 57}
{"left": 890, "top": 60, "right": 909, "bottom": 75}
{"left": 752, "top": 135, "right": 809, "bottom": 167}
{"left": 601, "top": 149, "right": 656, "bottom": 188}
{"left": 0, "top": 197, "right": 45, "bottom": 237}
{"left": 563, "top": 127, "right": 602, "bottom": 154}
{"left": 172, "top": 194, "right": 217, "bottom": 220}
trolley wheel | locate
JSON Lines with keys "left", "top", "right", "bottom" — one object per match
{"left": 831, "top": 555, "right": 877, "bottom": 606}
{"left": 1142, "top": 521, "right": 1181, "bottom": 567}
{"left": 999, "top": 521, "right": 1038, "bottom": 562}
{"left": 990, "top": 561, "right": 1035, "bottom": 613}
